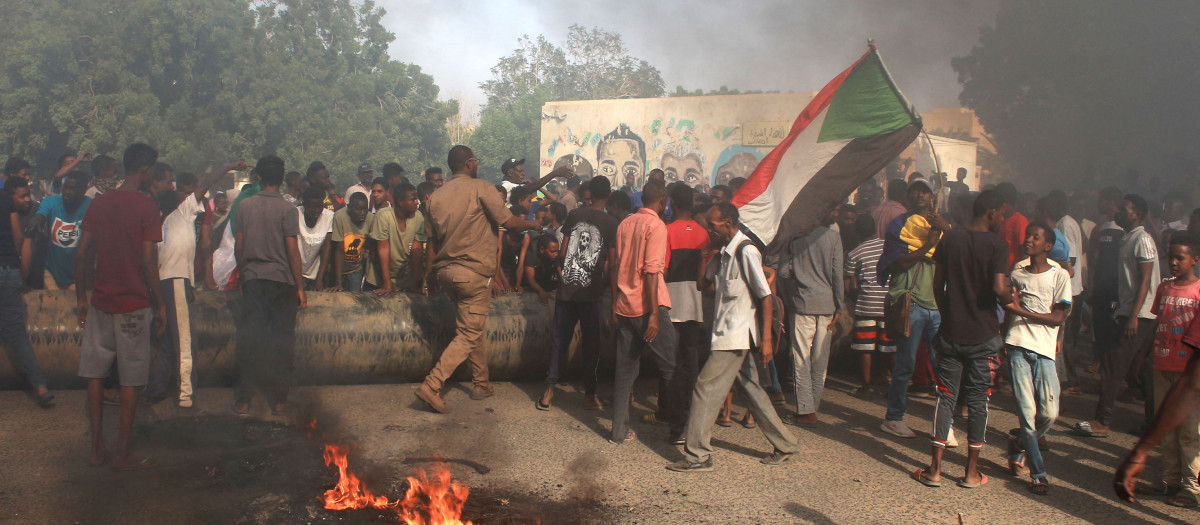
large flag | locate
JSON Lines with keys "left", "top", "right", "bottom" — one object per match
{"left": 734, "top": 46, "right": 921, "bottom": 251}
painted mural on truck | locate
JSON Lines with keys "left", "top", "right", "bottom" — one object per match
{"left": 540, "top": 93, "right": 819, "bottom": 191}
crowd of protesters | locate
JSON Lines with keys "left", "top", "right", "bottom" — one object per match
{"left": 2, "top": 147, "right": 1200, "bottom": 507}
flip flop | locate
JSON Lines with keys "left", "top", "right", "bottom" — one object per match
{"left": 535, "top": 398, "right": 551, "bottom": 411}
{"left": 1072, "top": 421, "right": 1109, "bottom": 438}
{"left": 912, "top": 468, "right": 941, "bottom": 487}
{"left": 957, "top": 474, "right": 989, "bottom": 489}
{"left": 232, "top": 402, "right": 250, "bottom": 417}
{"left": 111, "top": 456, "right": 156, "bottom": 472}
{"left": 715, "top": 419, "right": 733, "bottom": 427}
{"left": 35, "top": 392, "right": 56, "bottom": 409}
{"left": 1029, "top": 480, "right": 1050, "bottom": 496}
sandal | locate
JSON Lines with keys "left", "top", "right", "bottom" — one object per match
{"left": 1072, "top": 421, "right": 1109, "bottom": 438}
{"left": 957, "top": 474, "right": 989, "bottom": 489}
{"left": 912, "top": 467, "right": 941, "bottom": 488}
{"left": 271, "top": 403, "right": 290, "bottom": 416}
{"left": 535, "top": 397, "right": 551, "bottom": 411}
{"left": 1029, "top": 480, "right": 1049, "bottom": 496}
{"left": 715, "top": 418, "right": 733, "bottom": 427}
{"left": 232, "top": 402, "right": 250, "bottom": 417}
{"left": 35, "top": 392, "right": 56, "bottom": 409}
{"left": 1166, "top": 495, "right": 1199, "bottom": 508}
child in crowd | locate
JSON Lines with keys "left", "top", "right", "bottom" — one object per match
{"left": 1004, "top": 223, "right": 1072, "bottom": 495}
{"left": 1145, "top": 232, "right": 1200, "bottom": 507}
{"left": 522, "top": 234, "right": 560, "bottom": 305}
{"left": 844, "top": 215, "right": 895, "bottom": 397}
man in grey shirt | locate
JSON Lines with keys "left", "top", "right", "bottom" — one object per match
{"left": 782, "top": 212, "right": 844, "bottom": 426}
{"left": 232, "top": 155, "right": 305, "bottom": 416}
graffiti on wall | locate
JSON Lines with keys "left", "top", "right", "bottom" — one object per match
{"left": 541, "top": 94, "right": 819, "bottom": 191}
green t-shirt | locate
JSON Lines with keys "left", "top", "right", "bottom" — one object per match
{"left": 331, "top": 207, "right": 374, "bottom": 275}
{"left": 888, "top": 258, "right": 937, "bottom": 310}
{"left": 368, "top": 209, "right": 427, "bottom": 285}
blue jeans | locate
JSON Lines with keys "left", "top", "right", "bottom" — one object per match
{"left": 341, "top": 269, "right": 365, "bottom": 292}
{"left": 545, "top": 300, "right": 602, "bottom": 394}
{"left": 885, "top": 304, "right": 940, "bottom": 422}
{"left": 1009, "top": 345, "right": 1060, "bottom": 482}
{"left": 0, "top": 267, "right": 46, "bottom": 389}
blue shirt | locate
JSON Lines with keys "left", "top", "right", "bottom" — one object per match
{"left": 36, "top": 195, "right": 91, "bottom": 286}
{"left": 1049, "top": 228, "right": 1070, "bottom": 266}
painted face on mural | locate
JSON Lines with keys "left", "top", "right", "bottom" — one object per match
{"left": 553, "top": 154, "right": 594, "bottom": 179}
{"left": 597, "top": 139, "right": 644, "bottom": 189}
{"left": 714, "top": 152, "right": 759, "bottom": 188}
{"left": 661, "top": 153, "right": 705, "bottom": 188}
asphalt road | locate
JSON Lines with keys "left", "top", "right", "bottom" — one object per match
{"left": 0, "top": 376, "right": 1195, "bottom": 524}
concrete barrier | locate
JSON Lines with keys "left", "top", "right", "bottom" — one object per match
{"left": 1, "top": 290, "right": 597, "bottom": 390}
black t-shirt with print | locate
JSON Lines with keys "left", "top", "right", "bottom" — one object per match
{"left": 557, "top": 207, "right": 618, "bottom": 302}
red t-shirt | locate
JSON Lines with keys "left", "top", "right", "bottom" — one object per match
{"left": 1000, "top": 212, "right": 1030, "bottom": 271}
{"left": 82, "top": 190, "right": 162, "bottom": 313}
{"left": 1152, "top": 279, "right": 1200, "bottom": 372}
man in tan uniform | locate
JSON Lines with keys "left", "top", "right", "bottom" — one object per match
{"left": 415, "top": 145, "right": 543, "bottom": 413}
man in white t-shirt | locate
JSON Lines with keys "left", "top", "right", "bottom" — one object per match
{"left": 345, "top": 162, "right": 374, "bottom": 203}
{"left": 145, "top": 161, "right": 245, "bottom": 408}
{"left": 1003, "top": 222, "right": 1072, "bottom": 495}
{"left": 297, "top": 186, "right": 335, "bottom": 290}
{"left": 1047, "top": 190, "right": 1084, "bottom": 392}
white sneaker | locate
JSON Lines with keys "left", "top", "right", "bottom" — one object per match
{"left": 881, "top": 420, "right": 916, "bottom": 438}
{"left": 946, "top": 429, "right": 959, "bottom": 448}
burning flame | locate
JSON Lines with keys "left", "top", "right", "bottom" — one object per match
{"left": 397, "top": 467, "right": 473, "bottom": 525}
{"left": 321, "top": 442, "right": 473, "bottom": 525}
{"left": 322, "top": 443, "right": 392, "bottom": 510}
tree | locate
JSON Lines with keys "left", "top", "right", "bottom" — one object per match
{"left": 0, "top": 0, "right": 457, "bottom": 189}
{"left": 953, "top": 0, "right": 1200, "bottom": 189}
{"left": 471, "top": 25, "right": 665, "bottom": 181}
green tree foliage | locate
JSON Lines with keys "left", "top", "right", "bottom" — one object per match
{"left": 0, "top": 0, "right": 457, "bottom": 188}
{"left": 471, "top": 25, "right": 665, "bottom": 181}
{"left": 953, "top": 0, "right": 1200, "bottom": 187}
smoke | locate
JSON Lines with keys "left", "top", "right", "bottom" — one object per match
{"left": 380, "top": 0, "right": 999, "bottom": 112}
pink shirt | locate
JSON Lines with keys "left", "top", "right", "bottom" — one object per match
{"left": 1151, "top": 279, "right": 1200, "bottom": 372}
{"left": 872, "top": 200, "right": 907, "bottom": 240}
{"left": 614, "top": 208, "right": 671, "bottom": 317}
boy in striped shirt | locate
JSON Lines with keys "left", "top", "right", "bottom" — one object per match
{"left": 844, "top": 216, "right": 894, "bottom": 397}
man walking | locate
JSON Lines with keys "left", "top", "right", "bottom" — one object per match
{"left": 415, "top": 146, "right": 542, "bottom": 413}
{"left": 232, "top": 155, "right": 306, "bottom": 416}
{"left": 668, "top": 202, "right": 799, "bottom": 471}
{"left": 1075, "top": 194, "right": 1161, "bottom": 437}
{"left": 610, "top": 180, "right": 684, "bottom": 444}
{"left": 75, "top": 143, "right": 165, "bottom": 469}
{"left": 783, "top": 210, "right": 843, "bottom": 426}
{"left": 878, "top": 175, "right": 943, "bottom": 438}
{"left": 538, "top": 177, "right": 618, "bottom": 411}
{"left": 912, "top": 190, "right": 1013, "bottom": 488}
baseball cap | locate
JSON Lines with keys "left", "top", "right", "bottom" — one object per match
{"left": 357, "top": 162, "right": 373, "bottom": 173}
{"left": 908, "top": 173, "right": 935, "bottom": 193}
{"left": 501, "top": 158, "right": 525, "bottom": 173}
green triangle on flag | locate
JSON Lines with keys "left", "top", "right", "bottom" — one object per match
{"left": 817, "top": 52, "right": 918, "bottom": 143}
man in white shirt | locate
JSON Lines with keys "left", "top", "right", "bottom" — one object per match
{"left": 144, "top": 161, "right": 244, "bottom": 408}
{"left": 345, "top": 162, "right": 374, "bottom": 202}
{"left": 668, "top": 202, "right": 799, "bottom": 472}
{"left": 1048, "top": 190, "right": 1084, "bottom": 391}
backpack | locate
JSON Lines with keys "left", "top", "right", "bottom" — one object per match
{"left": 733, "top": 239, "right": 786, "bottom": 349}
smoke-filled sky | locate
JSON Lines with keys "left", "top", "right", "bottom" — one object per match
{"left": 378, "top": 0, "right": 999, "bottom": 116}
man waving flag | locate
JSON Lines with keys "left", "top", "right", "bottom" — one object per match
{"left": 734, "top": 45, "right": 921, "bottom": 251}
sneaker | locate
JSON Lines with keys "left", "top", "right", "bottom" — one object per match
{"left": 609, "top": 430, "right": 636, "bottom": 445}
{"left": 666, "top": 456, "right": 714, "bottom": 472}
{"left": 946, "top": 429, "right": 958, "bottom": 448}
{"left": 415, "top": 384, "right": 447, "bottom": 413}
{"left": 880, "top": 420, "right": 916, "bottom": 438}
{"left": 760, "top": 449, "right": 794, "bottom": 466}
{"left": 470, "top": 384, "right": 495, "bottom": 400}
